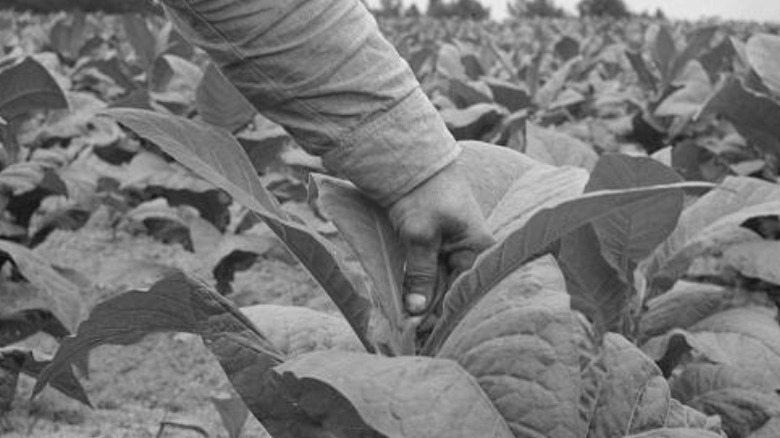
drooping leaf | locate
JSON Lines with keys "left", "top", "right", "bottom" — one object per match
{"left": 101, "top": 108, "right": 374, "bottom": 351}
{"left": 33, "top": 273, "right": 284, "bottom": 412}
{"left": 697, "top": 77, "right": 780, "bottom": 157}
{"left": 196, "top": 63, "right": 256, "bottom": 132}
{"left": 425, "top": 180, "right": 713, "bottom": 354}
{"left": 525, "top": 123, "right": 598, "bottom": 171}
{"left": 438, "top": 256, "right": 583, "bottom": 438}
{"left": 642, "top": 178, "right": 780, "bottom": 296}
{"left": 0, "top": 57, "right": 68, "bottom": 120}
{"left": 0, "top": 240, "right": 81, "bottom": 333}
{"left": 272, "top": 350, "right": 515, "bottom": 438}
{"left": 745, "top": 33, "right": 780, "bottom": 97}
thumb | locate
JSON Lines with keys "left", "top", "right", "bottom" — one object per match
{"left": 403, "top": 242, "right": 440, "bottom": 315}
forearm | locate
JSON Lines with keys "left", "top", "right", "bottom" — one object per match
{"left": 160, "top": 0, "right": 458, "bottom": 206}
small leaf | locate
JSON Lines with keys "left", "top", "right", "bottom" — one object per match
{"left": 626, "top": 50, "right": 658, "bottom": 93}
{"left": 122, "top": 14, "right": 157, "bottom": 71}
{"left": 745, "top": 33, "right": 780, "bottom": 97}
{"left": 653, "top": 25, "right": 678, "bottom": 83}
{"left": 0, "top": 57, "right": 68, "bottom": 120}
{"left": 210, "top": 394, "right": 249, "bottom": 438}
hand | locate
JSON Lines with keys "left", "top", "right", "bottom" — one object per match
{"left": 388, "top": 162, "right": 494, "bottom": 316}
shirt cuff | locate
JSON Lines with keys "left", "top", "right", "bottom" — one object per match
{"left": 322, "top": 87, "right": 460, "bottom": 207}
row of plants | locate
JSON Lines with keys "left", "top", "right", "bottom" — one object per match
{"left": 1, "top": 10, "right": 780, "bottom": 438}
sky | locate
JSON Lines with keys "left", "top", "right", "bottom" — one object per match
{"left": 370, "top": 0, "right": 780, "bottom": 22}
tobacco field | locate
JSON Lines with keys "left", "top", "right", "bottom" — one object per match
{"left": 1, "top": 7, "right": 780, "bottom": 438}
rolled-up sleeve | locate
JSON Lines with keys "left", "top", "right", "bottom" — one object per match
{"left": 160, "top": 0, "right": 459, "bottom": 206}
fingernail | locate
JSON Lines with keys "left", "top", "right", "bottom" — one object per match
{"left": 405, "top": 294, "right": 427, "bottom": 314}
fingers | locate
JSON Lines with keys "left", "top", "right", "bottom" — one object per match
{"left": 403, "top": 241, "right": 440, "bottom": 315}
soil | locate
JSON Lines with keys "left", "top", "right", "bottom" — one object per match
{"left": 2, "top": 217, "right": 332, "bottom": 438}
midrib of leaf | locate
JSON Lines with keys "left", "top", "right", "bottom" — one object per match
{"left": 422, "top": 182, "right": 713, "bottom": 355}
{"left": 371, "top": 206, "right": 404, "bottom": 330}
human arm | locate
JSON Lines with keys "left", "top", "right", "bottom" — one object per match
{"left": 158, "top": 0, "right": 493, "bottom": 313}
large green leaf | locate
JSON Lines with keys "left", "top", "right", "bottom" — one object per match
{"left": 424, "top": 180, "right": 712, "bottom": 354}
{"left": 745, "top": 33, "right": 780, "bottom": 97}
{"left": 585, "top": 155, "right": 684, "bottom": 273}
{"left": 101, "top": 108, "right": 374, "bottom": 351}
{"left": 33, "top": 273, "right": 282, "bottom": 406}
{"left": 437, "top": 256, "right": 583, "bottom": 438}
{"left": 642, "top": 178, "right": 780, "bottom": 297}
{"left": 271, "top": 351, "right": 514, "bottom": 438}
{"left": 195, "top": 63, "right": 256, "bottom": 132}
{"left": 0, "top": 57, "right": 68, "bottom": 120}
